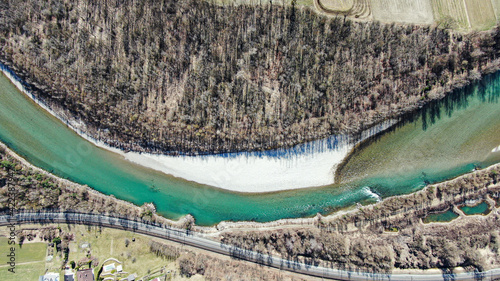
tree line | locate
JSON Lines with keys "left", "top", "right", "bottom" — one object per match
{"left": 2, "top": 0, "right": 500, "bottom": 154}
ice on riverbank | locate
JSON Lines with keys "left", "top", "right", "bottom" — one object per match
{"left": 123, "top": 143, "right": 353, "bottom": 193}
{"left": 1, "top": 64, "right": 396, "bottom": 193}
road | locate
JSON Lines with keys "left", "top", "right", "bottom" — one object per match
{"left": 1, "top": 210, "right": 499, "bottom": 281}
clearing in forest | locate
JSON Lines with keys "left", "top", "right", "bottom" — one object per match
{"left": 370, "top": 0, "right": 434, "bottom": 24}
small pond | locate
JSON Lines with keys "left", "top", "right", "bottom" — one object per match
{"left": 423, "top": 209, "right": 459, "bottom": 223}
{"left": 459, "top": 201, "right": 490, "bottom": 216}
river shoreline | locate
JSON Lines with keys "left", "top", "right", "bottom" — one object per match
{"left": 0, "top": 64, "right": 397, "bottom": 193}
{"left": 3, "top": 130, "right": 498, "bottom": 235}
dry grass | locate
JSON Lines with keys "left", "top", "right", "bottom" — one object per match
{"left": 432, "top": 0, "right": 496, "bottom": 30}
{"left": 431, "top": 0, "right": 469, "bottom": 29}
{"left": 370, "top": 0, "right": 434, "bottom": 24}
{"left": 319, "top": 0, "right": 354, "bottom": 11}
{"left": 1, "top": 262, "right": 47, "bottom": 281}
{"left": 0, "top": 237, "right": 47, "bottom": 263}
{"left": 370, "top": 0, "right": 496, "bottom": 30}
{"left": 464, "top": 0, "right": 497, "bottom": 30}
{"left": 0, "top": 236, "right": 49, "bottom": 281}
{"left": 492, "top": 0, "right": 500, "bottom": 21}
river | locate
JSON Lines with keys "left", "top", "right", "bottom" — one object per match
{"left": 0, "top": 70, "right": 499, "bottom": 226}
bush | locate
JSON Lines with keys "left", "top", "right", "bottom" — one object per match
{"left": 0, "top": 160, "right": 14, "bottom": 170}
{"left": 178, "top": 253, "right": 196, "bottom": 277}
{"left": 52, "top": 237, "right": 61, "bottom": 245}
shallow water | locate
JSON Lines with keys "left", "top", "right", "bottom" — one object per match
{"left": 0, "top": 69, "right": 499, "bottom": 226}
{"left": 337, "top": 74, "right": 500, "bottom": 198}
{"left": 423, "top": 209, "right": 459, "bottom": 223}
{"left": 459, "top": 201, "right": 490, "bottom": 215}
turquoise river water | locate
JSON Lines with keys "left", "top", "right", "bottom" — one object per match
{"left": 0, "top": 70, "right": 500, "bottom": 226}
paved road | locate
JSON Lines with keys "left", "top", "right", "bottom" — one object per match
{"left": 1, "top": 211, "right": 499, "bottom": 280}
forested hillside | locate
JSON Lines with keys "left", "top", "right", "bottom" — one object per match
{"left": 2, "top": 0, "right": 500, "bottom": 154}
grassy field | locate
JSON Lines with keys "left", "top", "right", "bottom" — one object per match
{"left": 492, "top": 0, "right": 500, "bottom": 21}
{"left": 464, "top": 0, "right": 497, "bottom": 30}
{"left": 1, "top": 262, "right": 47, "bottom": 281}
{"left": 320, "top": 0, "right": 354, "bottom": 11}
{"left": 370, "top": 0, "right": 434, "bottom": 24}
{"left": 431, "top": 0, "right": 469, "bottom": 29}
{"left": 0, "top": 224, "right": 192, "bottom": 281}
{"left": 63, "top": 224, "right": 179, "bottom": 279}
{"left": 0, "top": 237, "right": 47, "bottom": 280}
{"left": 0, "top": 237, "right": 47, "bottom": 263}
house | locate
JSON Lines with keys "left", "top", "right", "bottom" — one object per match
{"left": 64, "top": 272, "right": 75, "bottom": 281}
{"left": 76, "top": 268, "right": 94, "bottom": 281}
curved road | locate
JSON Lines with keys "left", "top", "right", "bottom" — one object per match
{"left": 1, "top": 211, "right": 499, "bottom": 281}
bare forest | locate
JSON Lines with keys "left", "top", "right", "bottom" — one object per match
{"left": 2, "top": 0, "right": 500, "bottom": 154}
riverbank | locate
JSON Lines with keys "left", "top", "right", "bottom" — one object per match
{"left": 2, "top": 121, "right": 499, "bottom": 233}
{"left": 4, "top": 1, "right": 500, "bottom": 158}
{"left": 0, "top": 142, "right": 194, "bottom": 230}
{"left": 2, "top": 48, "right": 500, "bottom": 193}
{"left": 216, "top": 164, "right": 500, "bottom": 273}
{"left": 2, "top": 132, "right": 500, "bottom": 273}
{"left": 194, "top": 161, "right": 500, "bottom": 233}
{"left": 1, "top": 56, "right": 500, "bottom": 224}
{"left": 0, "top": 66, "right": 398, "bottom": 193}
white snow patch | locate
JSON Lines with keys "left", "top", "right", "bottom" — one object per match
{"left": 1, "top": 66, "right": 396, "bottom": 193}
{"left": 122, "top": 144, "right": 353, "bottom": 193}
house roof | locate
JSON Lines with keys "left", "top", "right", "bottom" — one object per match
{"left": 76, "top": 268, "right": 94, "bottom": 281}
{"left": 64, "top": 273, "right": 74, "bottom": 281}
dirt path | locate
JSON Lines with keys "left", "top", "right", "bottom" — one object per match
{"left": 0, "top": 260, "right": 44, "bottom": 268}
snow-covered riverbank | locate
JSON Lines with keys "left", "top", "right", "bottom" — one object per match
{"left": 0, "top": 64, "right": 395, "bottom": 193}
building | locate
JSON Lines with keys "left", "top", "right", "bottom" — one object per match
{"left": 76, "top": 268, "right": 94, "bottom": 281}
{"left": 64, "top": 272, "right": 75, "bottom": 281}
